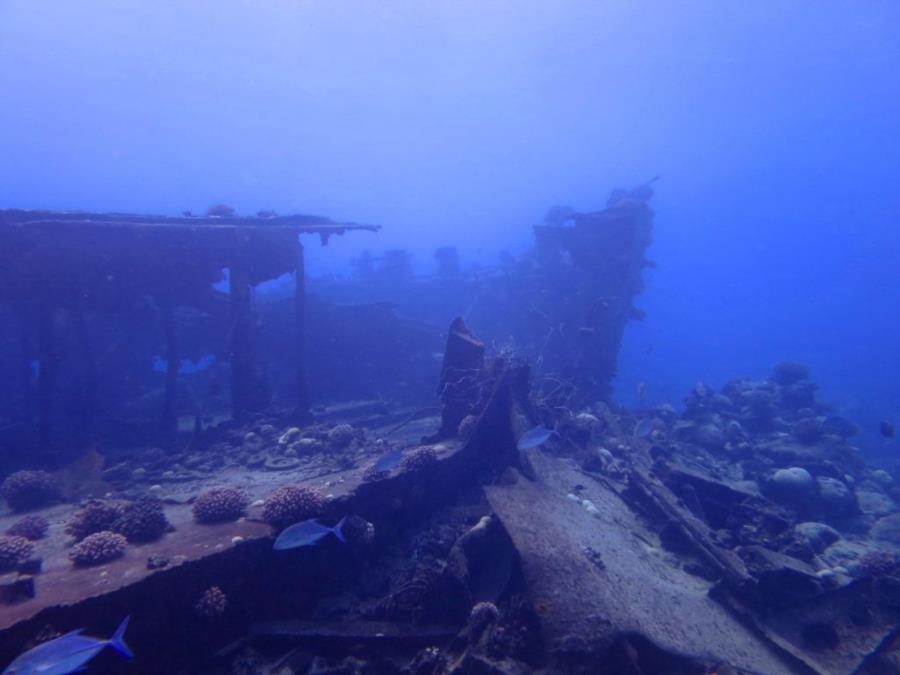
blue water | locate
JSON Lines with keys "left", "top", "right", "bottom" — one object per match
{"left": 1, "top": 1, "right": 898, "bottom": 454}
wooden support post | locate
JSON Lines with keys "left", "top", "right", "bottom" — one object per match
{"left": 37, "top": 305, "right": 58, "bottom": 452}
{"left": 161, "top": 306, "right": 179, "bottom": 438}
{"left": 229, "top": 263, "right": 253, "bottom": 420}
{"left": 294, "top": 238, "right": 310, "bottom": 418}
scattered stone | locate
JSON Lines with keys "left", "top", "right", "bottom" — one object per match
{"left": 769, "top": 467, "right": 813, "bottom": 502}
{"left": 738, "top": 545, "right": 823, "bottom": 605}
{"left": 246, "top": 454, "right": 266, "bottom": 469}
{"left": 792, "top": 418, "right": 821, "bottom": 444}
{"left": 872, "top": 513, "right": 900, "bottom": 545}
{"left": 264, "top": 456, "right": 302, "bottom": 472}
{"left": 101, "top": 464, "right": 131, "bottom": 482}
{"left": 458, "top": 414, "right": 478, "bottom": 438}
{"left": 770, "top": 362, "right": 809, "bottom": 385}
{"left": 0, "top": 573, "right": 35, "bottom": 604}
{"left": 794, "top": 522, "right": 840, "bottom": 554}
{"left": 147, "top": 555, "right": 170, "bottom": 570}
{"left": 859, "top": 550, "right": 900, "bottom": 577}
{"left": 327, "top": 424, "right": 356, "bottom": 450}
{"left": 243, "top": 432, "right": 264, "bottom": 452}
{"left": 821, "top": 416, "right": 858, "bottom": 438}
{"left": 817, "top": 476, "right": 855, "bottom": 515}
{"left": 872, "top": 470, "right": 893, "bottom": 487}
{"left": 694, "top": 423, "right": 726, "bottom": 451}
{"left": 856, "top": 490, "right": 896, "bottom": 517}
{"left": 17, "top": 558, "right": 42, "bottom": 575}
{"left": 278, "top": 427, "right": 302, "bottom": 445}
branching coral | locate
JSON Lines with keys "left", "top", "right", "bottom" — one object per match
{"left": 1, "top": 470, "right": 60, "bottom": 512}
{"left": 6, "top": 515, "right": 49, "bottom": 541}
{"left": 112, "top": 497, "right": 169, "bottom": 543}
{"left": 262, "top": 486, "right": 324, "bottom": 527}
{"left": 194, "top": 586, "right": 228, "bottom": 619}
{"left": 0, "top": 536, "right": 34, "bottom": 571}
{"left": 65, "top": 500, "right": 126, "bottom": 542}
{"left": 192, "top": 488, "right": 249, "bottom": 524}
{"left": 69, "top": 531, "right": 127, "bottom": 567}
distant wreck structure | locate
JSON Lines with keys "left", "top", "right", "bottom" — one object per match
{"left": 0, "top": 209, "right": 378, "bottom": 460}
{"left": 533, "top": 186, "right": 654, "bottom": 400}
{"left": 468, "top": 182, "right": 655, "bottom": 407}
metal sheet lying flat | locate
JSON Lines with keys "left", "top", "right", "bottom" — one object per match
{"left": 484, "top": 451, "right": 795, "bottom": 674}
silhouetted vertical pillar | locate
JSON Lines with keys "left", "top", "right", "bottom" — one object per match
{"left": 229, "top": 262, "right": 253, "bottom": 420}
{"left": 37, "top": 304, "right": 58, "bottom": 451}
{"left": 72, "top": 302, "right": 98, "bottom": 442}
{"left": 160, "top": 305, "right": 179, "bottom": 438}
{"left": 294, "top": 238, "right": 310, "bottom": 418}
{"left": 18, "top": 307, "right": 35, "bottom": 425}
{"left": 431, "top": 317, "right": 485, "bottom": 440}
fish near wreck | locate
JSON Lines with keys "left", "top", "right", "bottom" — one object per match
{"left": 2, "top": 616, "right": 132, "bottom": 674}
{"left": 517, "top": 426, "right": 557, "bottom": 451}
{"left": 372, "top": 447, "right": 404, "bottom": 473}
{"left": 274, "top": 517, "right": 347, "bottom": 551}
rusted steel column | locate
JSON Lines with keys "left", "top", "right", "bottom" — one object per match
{"left": 294, "top": 238, "right": 310, "bottom": 417}
{"left": 160, "top": 305, "right": 179, "bottom": 438}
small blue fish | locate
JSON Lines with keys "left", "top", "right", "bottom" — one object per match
{"left": 3, "top": 616, "right": 132, "bottom": 675}
{"left": 372, "top": 448, "right": 404, "bottom": 473}
{"left": 634, "top": 418, "right": 656, "bottom": 438}
{"left": 517, "top": 426, "right": 557, "bottom": 450}
{"left": 274, "top": 517, "right": 347, "bottom": 551}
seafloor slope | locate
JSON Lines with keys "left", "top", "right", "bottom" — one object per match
{"left": 1, "top": 354, "right": 899, "bottom": 674}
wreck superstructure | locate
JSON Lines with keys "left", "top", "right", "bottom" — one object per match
{"left": 0, "top": 209, "right": 379, "bottom": 463}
